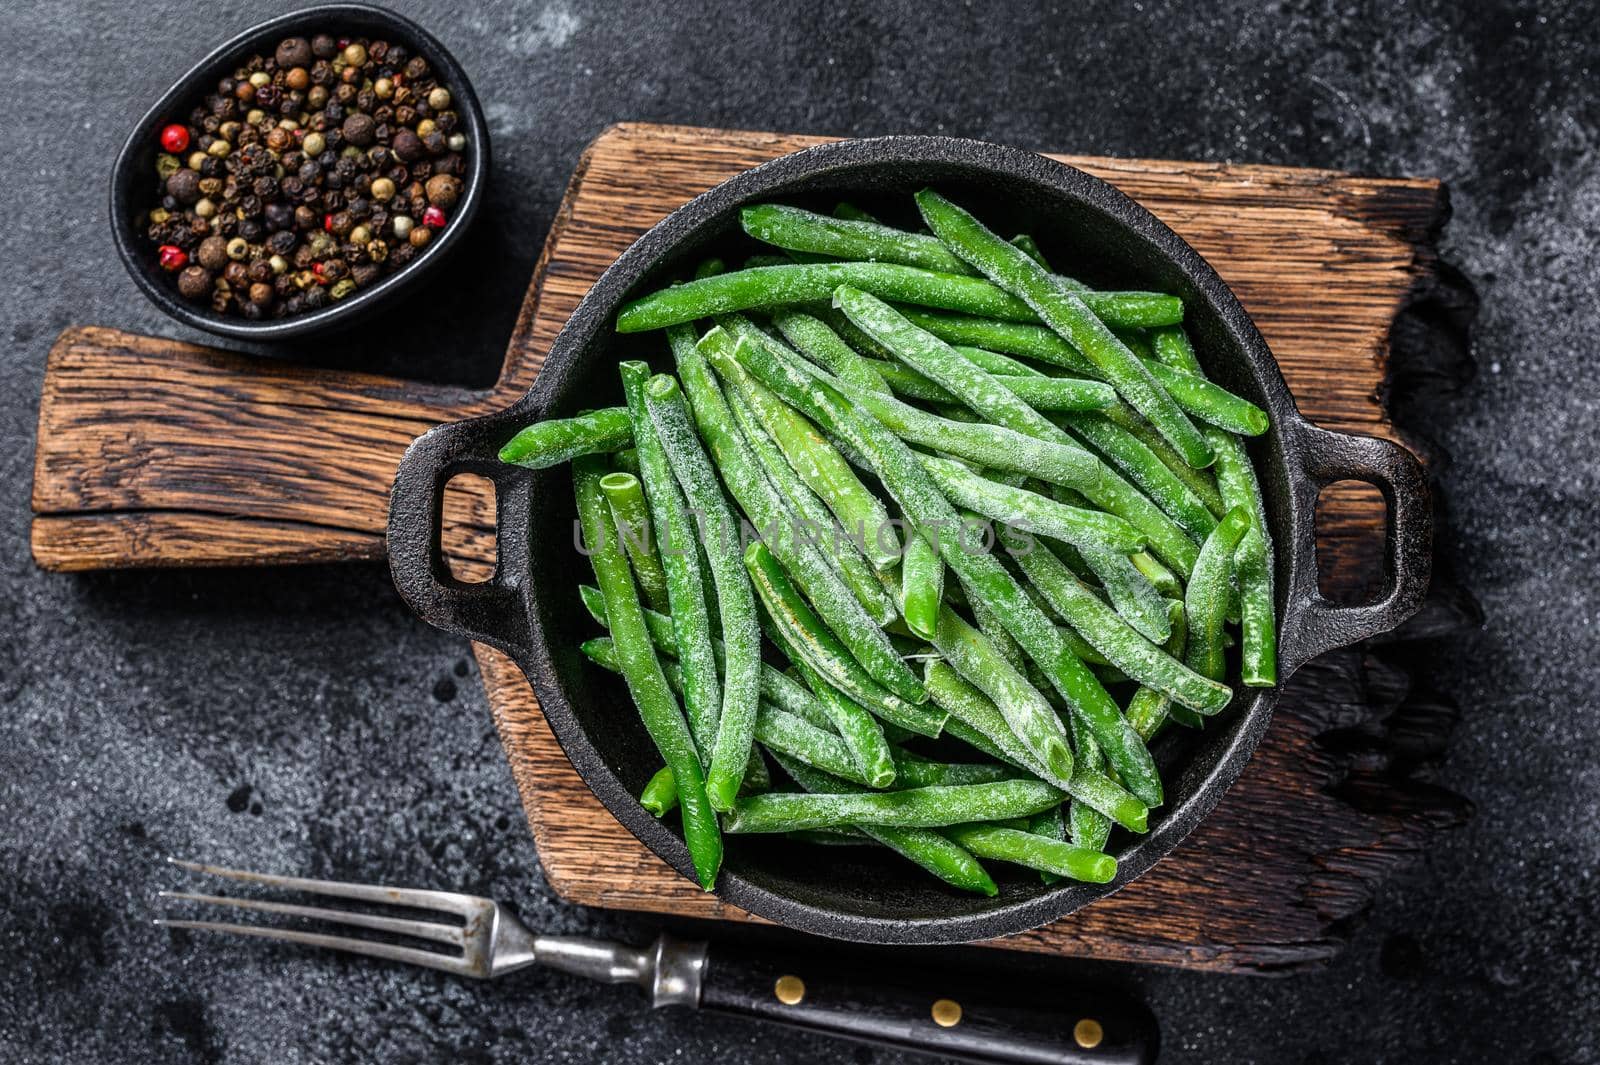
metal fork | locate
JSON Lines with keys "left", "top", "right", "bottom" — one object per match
{"left": 156, "top": 857, "right": 1156, "bottom": 1065}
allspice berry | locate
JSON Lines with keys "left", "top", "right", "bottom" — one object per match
{"left": 276, "top": 37, "right": 313, "bottom": 68}
{"left": 248, "top": 281, "right": 275, "bottom": 306}
{"left": 197, "top": 235, "right": 229, "bottom": 270}
{"left": 424, "top": 174, "right": 460, "bottom": 208}
{"left": 177, "top": 265, "right": 212, "bottom": 300}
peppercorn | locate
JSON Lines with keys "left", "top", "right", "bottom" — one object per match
{"left": 194, "top": 198, "right": 216, "bottom": 219}
{"left": 374, "top": 76, "right": 394, "bottom": 99}
{"left": 207, "top": 139, "right": 231, "bottom": 159}
{"left": 177, "top": 265, "right": 212, "bottom": 299}
{"left": 391, "top": 214, "right": 414, "bottom": 239}
{"left": 265, "top": 127, "right": 292, "bottom": 152}
{"left": 166, "top": 168, "right": 202, "bottom": 204}
{"left": 409, "top": 225, "right": 432, "bottom": 249}
{"left": 308, "top": 85, "right": 329, "bottom": 109}
{"left": 247, "top": 259, "right": 273, "bottom": 284}
{"left": 447, "top": 133, "right": 467, "bottom": 152}
{"left": 225, "top": 236, "right": 249, "bottom": 261}
{"left": 248, "top": 281, "right": 274, "bottom": 305}
{"left": 365, "top": 239, "right": 388, "bottom": 263}
{"left": 341, "top": 113, "right": 375, "bottom": 146}
{"left": 158, "top": 245, "right": 188, "bottom": 271}
{"left": 427, "top": 86, "right": 451, "bottom": 111}
{"left": 391, "top": 128, "right": 423, "bottom": 161}
{"left": 161, "top": 124, "right": 191, "bottom": 153}
{"left": 348, "top": 223, "right": 372, "bottom": 245}
{"left": 342, "top": 42, "right": 367, "bottom": 67}
{"left": 223, "top": 261, "right": 249, "bottom": 287}
{"left": 422, "top": 205, "right": 447, "bottom": 229}
{"left": 424, "top": 174, "right": 460, "bottom": 208}
{"left": 269, "top": 229, "right": 298, "bottom": 256}
{"left": 196, "top": 235, "right": 229, "bottom": 270}
{"left": 304, "top": 286, "right": 329, "bottom": 309}
{"left": 351, "top": 262, "right": 381, "bottom": 287}
{"left": 276, "top": 37, "right": 312, "bottom": 68}
{"left": 369, "top": 176, "right": 396, "bottom": 202}
{"left": 329, "top": 278, "right": 358, "bottom": 300}
{"left": 286, "top": 66, "right": 310, "bottom": 91}
{"left": 311, "top": 33, "right": 336, "bottom": 58}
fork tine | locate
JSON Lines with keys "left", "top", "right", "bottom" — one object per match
{"left": 154, "top": 918, "right": 474, "bottom": 976}
{"left": 159, "top": 892, "right": 464, "bottom": 947}
{"left": 166, "top": 857, "right": 481, "bottom": 916}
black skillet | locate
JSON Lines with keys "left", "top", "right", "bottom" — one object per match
{"left": 386, "top": 137, "right": 1431, "bottom": 948}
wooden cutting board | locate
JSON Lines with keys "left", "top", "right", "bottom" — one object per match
{"left": 31, "top": 123, "right": 1474, "bottom": 973}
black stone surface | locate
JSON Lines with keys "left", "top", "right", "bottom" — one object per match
{"left": 1, "top": 1, "right": 1595, "bottom": 1062}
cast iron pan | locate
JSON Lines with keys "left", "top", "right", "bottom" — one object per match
{"left": 386, "top": 137, "right": 1431, "bottom": 944}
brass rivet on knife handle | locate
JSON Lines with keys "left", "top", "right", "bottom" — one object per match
{"left": 1074, "top": 1018, "right": 1104, "bottom": 1049}
{"left": 773, "top": 974, "right": 805, "bottom": 1005}
{"left": 930, "top": 998, "right": 962, "bottom": 1027}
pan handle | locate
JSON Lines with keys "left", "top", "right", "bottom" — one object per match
{"left": 1279, "top": 423, "right": 1432, "bottom": 677}
{"left": 387, "top": 415, "right": 534, "bottom": 657}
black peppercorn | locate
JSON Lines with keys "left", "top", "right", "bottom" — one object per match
{"left": 166, "top": 168, "right": 202, "bottom": 204}
{"left": 311, "top": 33, "right": 336, "bottom": 59}
{"left": 177, "top": 265, "right": 212, "bottom": 300}
{"left": 304, "top": 286, "right": 329, "bottom": 310}
{"left": 341, "top": 113, "right": 375, "bottom": 146}
{"left": 269, "top": 229, "right": 298, "bottom": 255}
{"left": 391, "top": 129, "right": 423, "bottom": 162}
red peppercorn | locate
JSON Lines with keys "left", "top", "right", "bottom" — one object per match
{"left": 422, "top": 205, "right": 447, "bottom": 228}
{"left": 160, "top": 124, "right": 190, "bottom": 153}
{"left": 158, "top": 245, "right": 188, "bottom": 271}
{"left": 324, "top": 213, "right": 336, "bottom": 232}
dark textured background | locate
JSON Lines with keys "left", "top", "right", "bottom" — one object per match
{"left": 3, "top": 1, "right": 1597, "bottom": 1062}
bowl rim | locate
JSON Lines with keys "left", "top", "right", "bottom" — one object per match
{"left": 109, "top": 1, "right": 490, "bottom": 342}
{"left": 387, "top": 134, "right": 1427, "bottom": 943}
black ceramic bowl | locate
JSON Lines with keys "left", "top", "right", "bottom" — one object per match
{"left": 110, "top": 3, "right": 490, "bottom": 342}
{"left": 388, "top": 137, "right": 1431, "bottom": 944}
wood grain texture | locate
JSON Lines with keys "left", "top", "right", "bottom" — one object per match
{"left": 29, "top": 123, "right": 1470, "bottom": 971}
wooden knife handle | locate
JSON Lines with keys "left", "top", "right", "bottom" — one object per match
{"left": 693, "top": 942, "right": 1158, "bottom": 1064}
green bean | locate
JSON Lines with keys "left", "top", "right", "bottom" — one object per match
{"left": 944, "top": 824, "right": 1117, "bottom": 883}
{"left": 1151, "top": 325, "right": 1203, "bottom": 374}
{"left": 928, "top": 602, "right": 1074, "bottom": 788}
{"left": 954, "top": 344, "right": 1046, "bottom": 377}
{"left": 1143, "top": 361, "right": 1268, "bottom": 436}
{"left": 598, "top": 472, "right": 671, "bottom": 614}
{"left": 723, "top": 384, "right": 897, "bottom": 625}
{"left": 1127, "top": 601, "right": 1189, "bottom": 740}
{"left": 583, "top": 636, "right": 876, "bottom": 787}
{"left": 615, "top": 262, "right": 1183, "bottom": 333}
{"left": 1207, "top": 429, "right": 1277, "bottom": 686}
{"left": 923, "top": 661, "right": 1148, "bottom": 832}
{"left": 580, "top": 585, "right": 851, "bottom": 738}
{"left": 684, "top": 329, "right": 926, "bottom": 705}
{"left": 892, "top": 752, "right": 1016, "bottom": 787}
{"left": 710, "top": 316, "right": 902, "bottom": 569}
{"left": 1105, "top": 406, "right": 1228, "bottom": 517}
{"left": 644, "top": 374, "right": 761, "bottom": 812}
{"left": 1054, "top": 412, "right": 1217, "bottom": 542}
{"left": 826, "top": 374, "right": 1197, "bottom": 574}
{"left": 898, "top": 531, "right": 943, "bottom": 641}
{"left": 772, "top": 309, "right": 891, "bottom": 392}
{"left": 640, "top": 766, "right": 678, "bottom": 817}
{"left": 620, "top": 361, "right": 725, "bottom": 756}
{"left": 1010, "top": 233, "right": 1050, "bottom": 268}
{"left": 1186, "top": 506, "right": 1252, "bottom": 684}
{"left": 499, "top": 407, "right": 631, "bottom": 468}
{"left": 614, "top": 448, "right": 640, "bottom": 476}
{"left": 723, "top": 779, "right": 1063, "bottom": 833}
{"left": 875, "top": 361, "right": 1118, "bottom": 412}
{"left": 1078, "top": 541, "right": 1171, "bottom": 643}
{"left": 574, "top": 458, "right": 721, "bottom": 888}
{"left": 733, "top": 334, "right": 1164, "bottom": 806}
{"left": 678, "top": 327, "right": 928, "bottom": 700}
{"left": 745, "top": 540, "right": 944, "bottom": 738}
{"left": 894, "top": 308, "right": 1100, "bottom": 377}
{"left": 915, "top": 189, "right": 1213, "bottom": 469}
{"left": 1131, "top": 550, "right": 1183, "bottom": 598}
{"left": 1071, "top": 796, "right": 1113, "bottom": 852}
{"left": 742, "top": 203, "right": 976, "bottom": 275}
{"left": 1027, "top": 804, "right": 1069, "bottom": 884}
{"left": 832, "top": 201, "right": 879, "bottom": 223}
{"left": 1011, "top": 540, "right": 1231, "bottom": 713}
{"left": 770, "top": 753, "right": 997, "bottom": 895}
{"left": 919, "top": 453, "right": 1145, "bottom": 555}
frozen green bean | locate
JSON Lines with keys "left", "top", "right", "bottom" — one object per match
{"left": 1185, "top": 506, "right": 1252, "bottom": 684}
{"left": 499, "top": 407, "right": 631, "bottom": 468}
{"left": 599, "top": 472, "right": 670, "bottom": 613}
{"left": 722, "top": 779, "right": 1064, "bottom": 833}
{"left": 944, "top": 824, "right": 1117, "bottom": 883}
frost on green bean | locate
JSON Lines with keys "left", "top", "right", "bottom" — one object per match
{"left": 1010, "top": 541, "right": 1231, "bottom": 714}
{"left": 1207, "top": 428, "right": 1277, "bottom": 686}
{"left": 499, "top": 407, "right": 631, "bottom": 468}
{"left": 918, "top": 453, "right": 1145, "bottom": 556}
{"left": 731, "top": 333, "right": 1163, "bottom": 806}
{"left": 771, "top": 753, "right": 998, "bottom": 896}
{"left": 616, "top": 262, "right": 1182, "bottom": 333}
{"left": 944, "top": 824, "right": 1117, "bottom": 883}
{"left": 1185, "top": 506, "right": 1252, "bottom": 684}
{"left": 722, "top": 779, "right": 1065, "bottom": 833}
{"left": 598, "top": 472, "right": 671, "bottom": 614}
{"left": 741, "top": 203, "right": 978, "bottom": 275}
{"left": 574, "top": 459, "right": 721, "bottom": 889}
{"left": 915, "top": 189, "right": 1213, "bottom": 469}
{"left": 685, "top": 329, "right": 925, "bottom": 705}
{"left": 898, "top": 532, "right": 944, "bottom": 641}
{"left": 645, "top": 375, "right": 762, "bottom": 813}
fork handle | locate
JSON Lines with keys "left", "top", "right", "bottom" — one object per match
{"left": 689, "top": 942, "right": 1158, "bottom": 1065}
